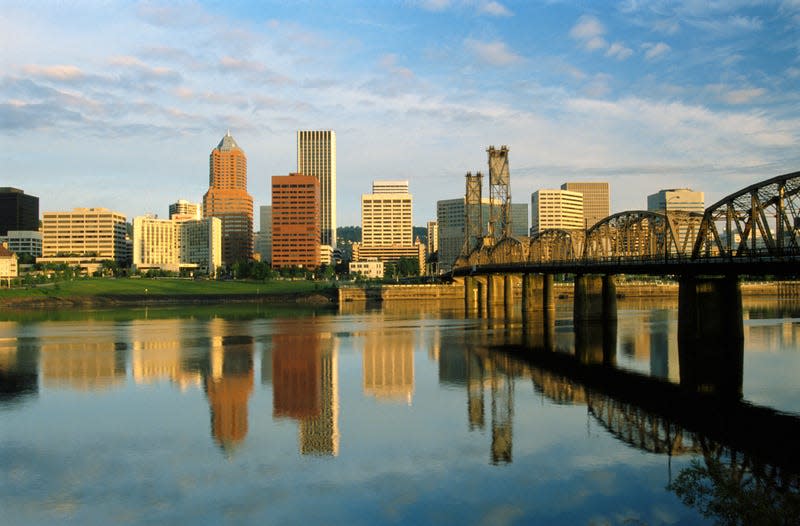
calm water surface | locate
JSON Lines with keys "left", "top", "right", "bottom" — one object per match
{"left": 1, "top": 298, "right": 799, "bottom": 525}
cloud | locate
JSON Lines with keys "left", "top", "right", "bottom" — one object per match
{"left": 21, "top": 64, "right": 85, "bottom": 81}
{"left": 642, "top": 42, "right": 670, "bottom": 61}
{"left": 606, "top": 42, "right": 633, "bottom": 60}
{"left": 416, "top": 0, "right": 452, "bottom": 11}
{"left": 480, "top": 2, "right": 513, "bottom": 17}
{"left": 707, "top": 84, "right": 767, "bottom": 105}
{"left": 569, "top": 15, "right": 611, "bottom": 52}
{"left": 464, "top": 39, "right": 523, "bottom": 66}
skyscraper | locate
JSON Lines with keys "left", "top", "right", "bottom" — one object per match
{"left": 169, "top": 199, "right": 201, "bottom": 220}
{"left": 271, "top": 173, "right": 321, "bottom": 269}
{"left": 561, "top": 182, "right": 610, "bottom": 229}
{"left": 202, "top": 131, "right": 254, "bottom": 266}
{"left": 297, "top": 130, "right": 336, "bottom": 248}
{"left": 0, "top": 188, "right": 39, "bottom": 235}
{"left": 361, "top": 180, "right": 412, "bottom": 246}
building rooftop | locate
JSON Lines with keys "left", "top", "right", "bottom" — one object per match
{"left": 216, "top": 130, "right": 240, "bottom": 152}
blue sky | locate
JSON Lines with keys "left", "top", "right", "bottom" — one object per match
{"left": 2, "top": 0, "right": 798, "bottom": 229}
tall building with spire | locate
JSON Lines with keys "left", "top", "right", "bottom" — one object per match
{"left": 203, "top": 131, "right": 254, "bottom": 266}
{"left": 297, "top": 130, "right": 336, "bottom": 248}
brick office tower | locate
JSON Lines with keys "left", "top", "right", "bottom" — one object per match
{"left": 271, "top": 173, "right": 320, "bottom": 269}
{"left": 203, "top": 131, "right": 254, "bottom": 266}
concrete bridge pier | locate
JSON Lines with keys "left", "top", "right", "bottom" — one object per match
{"left": 678, "top": 275, "right": 744, "bottom": 399}
{"left": 574, "top": 274, "right": 618, "bottom": 323}
{"left": 464, "top": 276, "right": 478, "bottom": 315}
{"left": 522, "top": 274, "right": 556, "bottom": 350}
{"left": 573, "top": 274, "right": 618, "bottom": 365}
{"left": 487, "top": 273, "right": 505, "bottom": 319}
{"left": 504, "top": 274, "right": 515, "bottom": 313}
{"left": 476, "top": 277, "right": 487, "bottom": 318}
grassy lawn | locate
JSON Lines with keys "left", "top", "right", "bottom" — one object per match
{"left": 0, "top": 278, "right": 335, "bottom": 298}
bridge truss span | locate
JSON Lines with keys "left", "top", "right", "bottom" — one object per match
{"left": 693, "top": 171, "right": 800, "bottom": 259}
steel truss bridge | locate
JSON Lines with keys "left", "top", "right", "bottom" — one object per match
{"left": 452, "top": 171, "right": 800, "bottom": 277}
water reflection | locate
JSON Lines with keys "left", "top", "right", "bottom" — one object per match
{"left": 1, "top": 300, "right": 798, "bottom": 524}
{"left": 271, "top": 319, "right": 339, "bottom": 456}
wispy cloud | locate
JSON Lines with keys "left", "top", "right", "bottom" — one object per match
{"left": 464, "top": 38, "right": 523, "bottom": 66}
{"left": 21, "top": 64, "right": 85, "bottom": 81}
{"left": 606, "top": 42, "right": 633, "bottom": 60}
{"left": 569, "top": 15, "right": 607, "bottom": 51}
{"left": 480, "top": 1, "right": 513, "bottom": 17}
{"left": 642, "top": 42, "right": 671, "bottom": 61}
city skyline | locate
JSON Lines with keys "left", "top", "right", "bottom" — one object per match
{"left": 2, "top": 1, "right": 798, "bottom": 227}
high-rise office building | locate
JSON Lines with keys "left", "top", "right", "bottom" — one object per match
{"left": 271, "top": 173, "right": 321, "bottom": 269}
{"left": 0, "top": 231, "right": 43, "bottom": 258}
{"left": 169, "top": 199, "right": 201, "bottom": 221}
{"left": 202, "top": 131, "right": 254, "bottom": 266}
{"left": 297, "top": 130, "right": 336, "bottom": 248}
{"left": 427, "top": 220, "right": 439, "bottom": 254}
{"left": 361, "top": 180, "right": 412, "bottom": 246}
{"left": 647, "top": 188, "right": 705, "bottom": 214}
{"left": 40, "top": 208, "right": 127, "bottom": 265}
{"left": 0, "top": 188, "right": 39, "bottom": 235}
{"left": 561, "top": 182, "right": 610, "bottom": 229}
{"left": 353, "top": 180, "right": 424, "bottom": 274}
{"left": 530, "top": 190, "right": 584, "bottom": 234}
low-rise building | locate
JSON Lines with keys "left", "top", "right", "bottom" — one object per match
{"left": 0, "top": 242, "right": 18, "bottom": 283}
{"left": 133, "top": 215, "right": 222, "bottom": 276}
{"left": 0, "top": 230, "right": 43, "bottom": 258}
{"left": 349, "top": 259, "right": 384, "bottom": 279}
{"left": 39, "top": 208, "right": 127, "bottom": 270}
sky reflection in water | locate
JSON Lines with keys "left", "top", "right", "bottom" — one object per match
{"left": 1, "top": 298, "right": 799, "bottom": 525}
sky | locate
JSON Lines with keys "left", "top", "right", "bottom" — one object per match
{"left": 2, "top": 0, "right": 799, "bottom": 230}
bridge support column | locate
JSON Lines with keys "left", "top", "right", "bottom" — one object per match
{"left": 487, "top": 274, "right": 504, "bottom": 318}
{"left": 464, "top": 276, "right": 477, "bottom": 315}
{"left": 678, "top": 275, "right": 744, "bottom": 399}
{"left": 574, "top": 274, "right": 617, "bottom": 364}
{"left": 504, "top": 274, "right": 514, "bottom": 312}
{"left": 476, "top": 278, "right": 487, "bottom": 318}
{"left": 522, "top": 274, "right": 556, "bottom": 350}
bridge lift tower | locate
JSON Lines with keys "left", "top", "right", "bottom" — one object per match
{"left": 487, "top": 145, "right": 511, "bottom": 242}
{"left": 462, "top": 171, "right": 484, "bottom": 256}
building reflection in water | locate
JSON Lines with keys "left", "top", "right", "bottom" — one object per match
{"left": 202, "top": 318, "right": 254, "bottom": 453}
{"left": 129, "top": 319, "right": 202, "bottom": 391}
{"left": 40, "top": 322, "right": 127, "bottom": 391}
{"left": 272, "top": 319, "right": 339, "bottom": 456}
{"left": 362, "top": 324, "right": 414, "bottom": 404}
{"left": 0, "top": 324, "right": 39, "bottom": 405}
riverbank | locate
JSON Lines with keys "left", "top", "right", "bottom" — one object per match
{"left": 0, "top": 278, "right": 338, "bottom": 309}
{"left": 2, "top": 278, "right": 797, "bottom": 310}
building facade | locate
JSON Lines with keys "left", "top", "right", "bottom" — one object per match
{"left": 530, "top": 190, "right": 584, "bottom": 234}
{"left": 0, "top": 231, "right": 43, "bottom": 258}
{"left": 353, "top": 180, "right": 425, "bottom": 274}
{"left": 202, "top": 131, "right": 254, "bottom": 266}
{"left": 361, "top": 180, "right": 413, "bottom": 246}
{"left": 297, "top": 130, "right": 336, "bottom": 248}
{"left": 647, "top": 188, "right": 705, "bottom": 214}
{"left": 132, "top": 216, "right": 222, "bottom": 276}
{"left": 0, "top": 188, "right": 39, "bottom": 236}
{"left": 39, "top": 207, "right": 127, "bottom": 265}
{"left": 561, "top": 182, "right": 610, "bottom": 229}
{"left": 169, "top": 199, "right": 201, "bottom": 220}
{"left": 271, "top": 173, "right": 321, "bottom": 269}
{"left": 349, "top": 259, "right": 384, "bottom": 279}
{"left": 0, "top": 242, "right": 18, "bottom": 282}
{"left": 255, "top": 205, "right": 273, "bottom": 264}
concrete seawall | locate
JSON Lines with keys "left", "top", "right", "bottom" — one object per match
{"left": 338, "top": 280, "right": 800, "bottom": 304}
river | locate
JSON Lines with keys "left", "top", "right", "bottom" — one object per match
{"left": 1, "top": 297, "right": 799, "bottom": 525}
